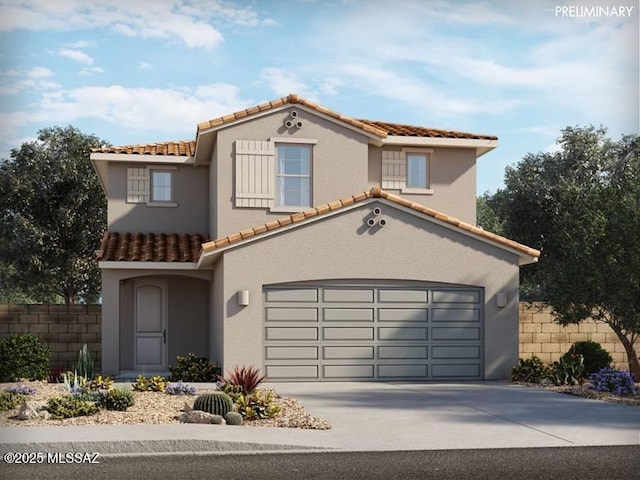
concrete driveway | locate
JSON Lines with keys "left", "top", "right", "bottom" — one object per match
{"left": 267, "top": 381, "right": 640, "bottom": 451}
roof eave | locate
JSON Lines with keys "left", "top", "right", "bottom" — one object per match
{"left": 382, "top": 136, "right": 498, "bottom": 157}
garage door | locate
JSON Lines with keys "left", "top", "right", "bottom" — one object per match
{"left": 263, "top": 285, "right": 483, "bottom": 381}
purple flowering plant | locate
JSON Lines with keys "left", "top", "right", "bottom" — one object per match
{"left": 165, "top": 382, "right": 197, "bottom": 396}
{"left": 589, "top": 368, "right": 637, "bottom": 396}
{"left": 4, "top": 384, "right": 37, "bottom": 395}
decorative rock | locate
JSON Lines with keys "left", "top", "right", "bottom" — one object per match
{"left": 17, "top": 401, "right": 49, "bottom": 420}
{"left": 179, "top": 410, "right": 226, "bottom": 424}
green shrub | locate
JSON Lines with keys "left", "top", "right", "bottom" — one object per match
{"left": 87, "top": 375, "right": 114, "bottom": 392}
{"left": 169, "top": 353, "right": 221, "bottom": 382}
{"left": 510, "top": 356, "right": 551, "bottom": 383}
{"left": 193, "top": 392, "right": 233, "bottom": 416}
{"left": 550, "top": 353, "right": 585, "bottom": 385}
{"left": 562, "top": 341, "right": 612, "bottom": 375}
{"left": 0, "top": 335, "right": 50, "bottom": 382}
{"left": 97, "top": 387, "right": 135, "bottom": 411}
{"left": 132, "top": 375, "right": 167, "bottom": 392}
{"left": 236, "top": 390, "right": 281, "bottom": 420}
{"left": 47, "top": 395, "right": 101, "bottom": 419}
{"left": 74, "top": 343, "right": 94, "bottom": 379}
{"left": 224, "top": 411, "right": 243, "bottom": 426}
{"left": 218, "top": 382, "right": 244, "bottom": 403}
{"left": 0, "top": 392, "right": 26, "bottom": 411}
{"left": 218, "top": 365, "right": 266, "bottom": 396}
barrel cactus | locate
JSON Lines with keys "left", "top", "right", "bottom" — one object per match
{"left": 224, "top": 411, "right": 243, "bottom": 426}
{"left": 192, "top": 392, "right": 233, "bottom": 416}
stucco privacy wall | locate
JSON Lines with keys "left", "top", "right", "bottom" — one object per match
{"left": 0, "top": 304, "right": 101, "bottom": 372}
{"left": 216, "top": 201, "right": 521, "bottom": 380}
{"left": 519, "top": 303, "right": 629, "bottom": 370}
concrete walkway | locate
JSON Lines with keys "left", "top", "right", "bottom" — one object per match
{"left": 0, "top": 382, "right": 638, "bottom": 455}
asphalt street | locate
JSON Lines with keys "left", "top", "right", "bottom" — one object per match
{"left": 2, "top": 446, "right": 638, "bottom": 480}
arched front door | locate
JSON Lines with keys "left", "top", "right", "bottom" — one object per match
{"left": 134, "top": 279, "right": 168, "bottom": 371}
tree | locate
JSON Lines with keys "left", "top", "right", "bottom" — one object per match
{"left": 0, "top": 126, "right": 109, "bottom": 304}
{"left": 476, "top": 192, "right": 504, "bottom": 235}
{"left": 492, "top": 126, "right": 640, "bottom": 379}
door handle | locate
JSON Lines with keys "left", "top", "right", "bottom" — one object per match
{"left": 163, "top": 329, "right": 166, "bottom": 344}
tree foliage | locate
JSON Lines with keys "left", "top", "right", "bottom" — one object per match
{"left": 489, "top": 126, "right": 640, "bottom": 379}
{"left": 476, "top": 192, "right": 504, "bottom": 236}
{"left": 0, "top": 126, "right": 108, "bottom": 304}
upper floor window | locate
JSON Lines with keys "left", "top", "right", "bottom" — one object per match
{"left": 151, "top": 171, "right": 173, "bottom": 202}
{"left": 382, "top": 148, "right": 433, "bottom": 194}
{"left": 126, "top": 166, "right": 177, "bottom": 207}
{"left": 276, "top": 144, "right": 312, "bottom": 208}
{"left": 406, "top": 153, "right": 428, "bottom": 189}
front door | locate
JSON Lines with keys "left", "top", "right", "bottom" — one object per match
{"left": 134, "top": 279, "right": 168, "bottom": 371}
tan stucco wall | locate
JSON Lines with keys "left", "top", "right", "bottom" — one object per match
{"left": 519, "top": 303, "right": 630, "bottom": 369}
{"left": 368, "top": 146, "right": 477, "bottom": 225}
{"left": 212, "top": 200, "right": 520, "bottom": 380}
{"left": 213, "top": 107, "right": 370, "bottom": 237}
{"left": 107, "top": 163, "right": 209, "bottom": 234}
{"left": 101, "top": 269, "right": 212, "bottom": 374}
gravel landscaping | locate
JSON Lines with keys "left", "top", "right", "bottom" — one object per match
{"left": 512, "top": 381, "right": 640, "bottom": 407}
{"left": 0, "top": 381, "right": 331, "bottom": 429}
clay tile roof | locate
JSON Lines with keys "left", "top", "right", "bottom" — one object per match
{"left": 357, "top": 120, "right": 498, "bottom": 140}
{"left": 201, "top": 187, "right": 540, "bottom": 259}
{"left": 91, "top": 141, "right": 196, "bottom": 156}
{"left": 98, "top": 232, "right": 209, "bottom": 262}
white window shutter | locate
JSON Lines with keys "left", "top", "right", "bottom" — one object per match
{"left": 381, "top": 150, "right": 406, "bottom": 189}
{"left": 235, "top": 140, "right": 275, "bottom": 208}
{"left": 127, "top": 168, "right": 150, "bottom": 203}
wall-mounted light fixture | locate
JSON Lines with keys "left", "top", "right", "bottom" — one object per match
{"left": 496, "top": 292, "right": 507, "bottom": 308}
{"left": 237, "top": 290, "right": 249, "bottom": 306}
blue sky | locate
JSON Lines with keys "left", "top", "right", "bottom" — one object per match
{"left": 0, "top": 0, "right": 637, "bottom": 194}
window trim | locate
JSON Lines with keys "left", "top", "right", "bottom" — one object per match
{"left": 274, "top": 143, "right": 313, "bottom": 210}
{"left": 147, "top": 165, "right": 177, "bottom": 207}
{"left": 401, "top": 148, "right": 433, "bottom": 195}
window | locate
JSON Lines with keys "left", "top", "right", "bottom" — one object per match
{"left": 406, "top": 154, "right": 428, "bottom": 189}
{"left": 151, "top": 171, "right": 172, "bottom": 202}
{"left": 275, "top": 144, "right": 311, "bottom": 208}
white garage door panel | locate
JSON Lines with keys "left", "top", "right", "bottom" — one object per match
{"left": 324, "top": 308, "right": 374, "bottom": 321}
{"left": 264, "top": 285, "right": 483, "bottom": 381}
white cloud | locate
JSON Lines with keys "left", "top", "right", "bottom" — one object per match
{"left": 79, "top": 67, "right": 105, "bottom": 76}
{"left": 58, "top": 48, "right": 94, "bottom": 65}
{"left": 0, "top": 1, "right": 276, "bottom": 49}
{"left": 0, "top": 67, "right": 59, "bottom": 95}
{"left": 137, "top": 62, "right": 155, "bottom": 71}
{"left": 27, "top": 67, "right": 54, "bottom": 78}
{"left": 258, "top": 68, "right": 315, "bottom": 99}
{"left": 65, "top": 39, "right": 97, "bottom": 48}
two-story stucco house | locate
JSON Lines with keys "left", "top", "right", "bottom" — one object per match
{"left": 91, "top": 94, "right": 540, "bottom": 381}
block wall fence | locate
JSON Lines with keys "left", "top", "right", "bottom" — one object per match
{"left": 0, "top": 303, "right": 632, "bottom": 374}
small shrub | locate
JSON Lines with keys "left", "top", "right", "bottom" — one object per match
{"left": 169, "top": 353, "right": 221, "bottom": 382}
{"left": 0, "top": 392, "right": 26, "bottom": 411}
{"left": 87, "top": 375, "right": 114, "bottom": 392}
{"left": 48, "top": 366, "right": 64, "bottom": 383}
{"left": 218, "top": 366, "right": 266, "bottom": 396}
{"left": 193, "top": 392, "right": 234, "bottom": 416}
{"left": 47, "top": 395, "right": 101, "bottom": 419}
{"left": 74, "top": 343, "right": 94, "bottom": 379}
{"left": 165, "top": 382, "right": 197, "bottom": 396}
{"left": 224, "top": 411, "right": 243, "bottom": 426}
{"left": 4, "top": 384, "right": 37, "bottom": 395}
{"left": 218, "top": 382, "right": 244, "bottom": 403}
{"left": 236, "top": 390, "right": 281, "bottom": 420}
{"left": 589, "top": 368, "right": 637, "bottom": 396}
{"left": 97, "top": 387, "right": 135, "bottom": 411}
{"left": 510, "top": 356, "right": 551, "bottom": 383}
{"left": 132, "top": 375, "right": 167, "bottom": 392}
{"left": 550, "top": 353, "right": 585, "bottom": 386}
{"left": 0, "top": 334, "right": 50, "bottom": 382}
{"left": 562, "top": 341, "right": 612, "bottom": 375}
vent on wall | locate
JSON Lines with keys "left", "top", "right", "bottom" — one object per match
{"left": 284, "top": 110, "right": 302, "bottom": 129}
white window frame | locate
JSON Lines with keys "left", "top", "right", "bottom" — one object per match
{"left": 401, "top": 148, "right": 433, "bottom": 195}
{"left": 272, "top": 141, "right": 314, "bottom": 212}
{"left": 147, "top": 166, "right": 177, "bottom": 207}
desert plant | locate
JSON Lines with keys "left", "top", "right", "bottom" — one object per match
{"left": 132, "top": 375, "right": 167, "bottom": 392}
{"left": 510, "top": 356, "right": 552, "bottom": 383}
{"left": 97, "top": 387, "right": 135, "bottom": 411}
{"left": 562, "top": 341, "right": 613, "bottom": 375}
{"left": 0, "top": 334, "right": 50, "bottom": 382}
{"left": 192, "top": 392, "right": 234, "bottom": 416}
{"left": 48, "top": 366, "right": 64, "bottom": 383}
{"left": 169, "top": 353, "right": 221, "bottom": 382}
{"left": 235, "top": 390, "right": 281, "bottom": 420}
{"left": 47, "top": 395, "right": 101, "bottom": 419}
{"left": 218, "top": 382, "right": 244, "bottom": 403}
{"left": 550, "top": 353, "right": 585, "bottom": 386}
{"left": 4, "top": 384, "right": 37, "bottom": 395}
{"left": 0, "top": 392, "right": 26, "bottom": 411}
{"left": 218, "top": 366, "right": 266, "bottom": 395}
{"left": 589, "top": 368, "right": 637, "bottom": 395}
{"left": 165, "top": 382, "right": 197, "bottom": 396}
{"left": 87, "top": 375, "right": 114, "bottom": 392}
{"left": 62, "top": 371, "right": 89, "bottom": 396}
{"left": 224, "top": 411, "right": 243, "bottom": 426}
{"left": 74, "top": 343, "right": 94, "bottom": 379}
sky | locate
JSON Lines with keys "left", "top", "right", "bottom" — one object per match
{"left": 0, "top": 0, "right": 638, "bottom": 194}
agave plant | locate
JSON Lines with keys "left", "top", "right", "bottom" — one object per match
{"left": 217, "top": 366, "right": 266, "bottom": 396}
